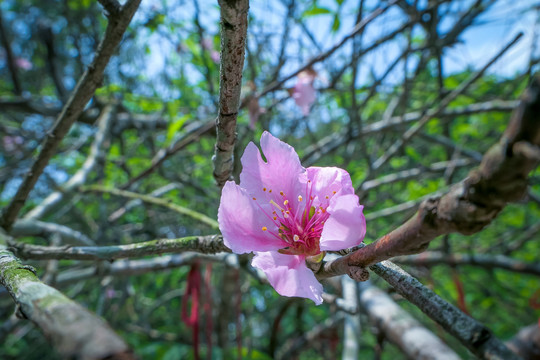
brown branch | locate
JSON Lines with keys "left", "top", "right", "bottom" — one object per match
{"left": 257, "top": 0, "right": 398, "bottom": 99}
{"left": 506, "top": 324, "right": 540, "bottom": 360}
{"left": 38, "top": 22, "right": 68, "bottom": 101}
{"left": 0, "top": 0, "right": 141, "bottom": 232}
{"left": 212, "top": 0, "right": 249, "bottom": 186}
{"left": 24, "top": 104, "right": 114, "bottom": 221}
{"left": 0, "top": 10, "right": 22, "bottom": 95}
{"left": 319, "top": 74, "right": 540, "bottom": 274}
{"left": 122, "top": 120, "right": 214, "bottom": 189}
{"left": 371, "top": 32, "right": 523, "bottom": 170}
{"left": 302, "top": 100, "right": 517, "bottom": 166}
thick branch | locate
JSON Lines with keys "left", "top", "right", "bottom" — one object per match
{"left": 212, "top": 0, "right": 249, "bottom": 186}
{"left": 506, "top": 324, "right": 540, "bottom": 360}
{"left": 371, "top": 261, "right": 520, "bottom": 359}
{"left": 319, "top": 75, "right": 540, "bottom": 272}
{"left": 0, "top": 247, "right": 132, "bottom": 359}
{"left": 0, "top": 0, "right": 141, "bottom": 232}
{"left": 358, "top": 281, "right": 461, "bottom": 360}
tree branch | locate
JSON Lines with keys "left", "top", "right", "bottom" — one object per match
{"left": 11, "top": 220, "right": 94, "bottom": 246}
{"left": 318, "top": 75, "right": 540, "bottom": 273}
{"left": 0, "top": 246, "right": 133, "bottom": 359}
{"left": 358, "top": 280, "right": 462, "bottom": 360}
{"left": 0, "top": 0, "right": 141, "bottom": 232}
{"left": 0, "top": 10, "right": 22, "bottom": 95}
{"left": 371, "top": 32, "right": 523, "bottom": 170}
{"left": 393, "top": 251, "right": 540, "bottom": 276}
{"left": 81, "top": 185, "right": 219, "bottom": 229}
{"left": 212, "top": 0, "right": 249, "bottom": 186}
{"left": 9, "top": 234, "right": 228, "bottom": 261}
{"left": 24, "top": 104, "right": 114, "bottom": 221}
{"left": 371, "top": 261, "right": 520, "bottom": 359}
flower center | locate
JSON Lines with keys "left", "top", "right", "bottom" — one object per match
{"left": 253, "top": 180, "right": 337, "bottom": 256}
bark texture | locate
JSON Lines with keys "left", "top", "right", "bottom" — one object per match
{"left": 0, "top": 247, "right": 132, "bottom": 360}
{"left": 213, "top": 0, "right": 249, "bottom": 186}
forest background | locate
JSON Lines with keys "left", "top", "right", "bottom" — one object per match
{"left": 0, "top": 0, "right": 540, "bottom": 359}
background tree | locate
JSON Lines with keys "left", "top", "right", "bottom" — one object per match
{"left": 0, "top": 0, "right": 539, "bottom": 359}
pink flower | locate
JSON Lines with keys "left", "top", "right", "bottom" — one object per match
{"left": 201, "top": 38, "right": 220, "bottom": 64}
{"left": 218, "top": 132, "right": 366, "bottom": 304}
{"left": 292, "top": 70, "right": 317, "bottom": 116}
{"left": 210, "top": 50, "right": 220, "bottom": 64}
{"left": 15, "top": 58, "right": 32, "bottom": 70}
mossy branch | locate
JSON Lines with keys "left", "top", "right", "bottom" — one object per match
{"left": 0, "top": 246, "right": 132, "bottom": 359}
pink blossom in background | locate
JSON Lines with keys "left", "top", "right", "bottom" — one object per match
{"left": 201, "top": 38, "right": 220, "bottom": 64}
{"left": 210, "top": 50, "right": 220, "bottom": 64}
{"left": 201, "top": 38, "right": 213, "bottom": 51}
{"left": 292, "top": 69, "right": 317, "bottom": 116}
{"left": 218, "top": 132, "right": 366, "bottom": 304}
{"left": 2, "top": 135, "right": 24, "bottom": 153}
{"left": 15, "top": 58, "right": 32, "bottom": 70}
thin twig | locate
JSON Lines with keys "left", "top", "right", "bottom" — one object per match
{"left": 371, "top": 32, "right": 523, "bottom": 171}
{"left": 10, "top": 234, "right": 228, "bottom": 261}
{"left": 393, "top": 251, "right": 540, "bottom": 276}
{"left": 81, "top": 185, "right": 219, "bottom": 229}
{"left": 24, "top": 104, "right": 115, "bottom": 221}
{"left": 0, "top": 0, "right": 141, "bottom": 232}
{"left": 318, "top": 75, "right": 540, "bottom": 274}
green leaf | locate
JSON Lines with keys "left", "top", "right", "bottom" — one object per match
{"left": 166, "top": 114, "right": 190, "bottom": 145}
{"left": 331, "top": 14, "right": 341, "bottom": 32}
{"left": 303, "top": 7, "right": 332, "bottom": 17}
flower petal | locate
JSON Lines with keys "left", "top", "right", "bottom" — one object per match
{"left": 240, "top": 131, "right": 307, "bottom": 203}
{"left": 307, "top": 166, "right": 354, "bottom": 207}
{"left": 319, "top": 194, "right": 366, "bottom": 251}
{"left": 218, "top": 181, "right": 287, "bottom": 253}
{"left": 252, "top": 251, "right": 323, "bottom": 305}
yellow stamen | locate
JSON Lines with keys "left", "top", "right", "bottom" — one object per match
{"left": 269, "top": 189, "right": 272, "bottom": 193}
{"left": 298, "top": 195, "right": 303, "bottom": 202}
{"left": 325, "top": 195, "right": 329, "bottom": 199}
{"left": 263, "top": 187, "right": 267, "bottom": 191}
{"left": 293, "top": 234, "right": 300, "bottom": 242}
{"left": 262, "top": 227, "right": 267, "bottom": 231}
{"left": 253, "top": 197, "right": 257, "bottom": 200}
{"left": 284, "top": 200, "right": 289, "bottom": 206}
{"left": 280, "top": 191, "right": 284, "bottom": 196}
{"left": 332, "top": 191, "right": 336, "bottom": 194}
